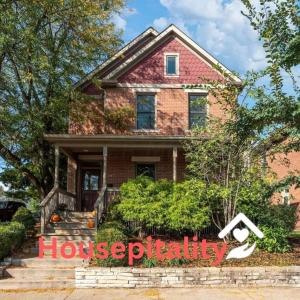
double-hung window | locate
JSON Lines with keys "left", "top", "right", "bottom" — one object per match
{"left": 165, "top": 54, "right": 179, "bottom": 76}
{"left": 136, "top": 94, "right": 155, "bottom": 130}
{"left": 189, "top": 94, "right": 207, "bottom": 129}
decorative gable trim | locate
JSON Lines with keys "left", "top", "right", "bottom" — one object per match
{"left": 74, "top": 27, "right": 158, "bottom": 89}
{"left": 105, "top": 25, "right": 242, "bottom": 84}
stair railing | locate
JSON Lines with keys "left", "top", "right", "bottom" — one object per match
{"left": 40, "top": 187, "right": 76, "bottom": 234}
{"left": 94, "top": 186, "right": 107, "bottom": 229}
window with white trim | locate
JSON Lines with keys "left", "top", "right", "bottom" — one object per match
{"left": 188, "top": 94, "right": 207, "bottom": 129}
{"left": 136, "top": 94, "right": 155, "bottom": 130}
{"left": 165, "top": 54, "right": 179, "bottom": 76}
{"left": 281, "top": 188, "right": 290, "bottom": 205}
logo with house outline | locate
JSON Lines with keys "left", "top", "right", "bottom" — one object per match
{"left": 218, "top": 213, "right": 264, "bottom": 259}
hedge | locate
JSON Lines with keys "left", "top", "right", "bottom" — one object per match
{"left": 0, "top": 222, "right": 26, "bottom": 260}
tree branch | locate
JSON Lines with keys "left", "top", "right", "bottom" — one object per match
{"left": 0, "top": 141, "right": 45, "bottom": 197}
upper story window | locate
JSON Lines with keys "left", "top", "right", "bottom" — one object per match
{"left": 189, "top": 94, "right": 207, "bottom": 129}
{"left": 165, "top": 53, "right": 179, "bottom": 76}
{"left": 136, "top": 94, "right": 155, "bottom": 130}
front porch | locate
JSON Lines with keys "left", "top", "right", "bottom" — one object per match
{"left": 41, "top": 135, "right": 188, "bottom": 234}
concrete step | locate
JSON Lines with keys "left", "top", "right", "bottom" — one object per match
{"left": 4, "top": 257, "right": 88, "bottom": 267}
{"left": 48, "top": 228, "right": 95, "bottom": 235}
{"left": 48, "top": 222, "right": 92, "bottom": 229}
{"left": 0, "top": 278, "right": 74, "bottom": 289}
{"left": 63, "top": 212, "right": 92, "bottom": 218}
{"left": 41, "top": 234, "right": 95, "bottom": 241}
{"left": 58, "top": 216, "right": 95, "bottom": 224}
{"left": 4, "top": 267, "right": 75, "bottom": 279}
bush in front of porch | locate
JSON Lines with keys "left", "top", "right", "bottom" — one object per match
{"left": 111, "top": 176, "right": 211, "bottom": 236}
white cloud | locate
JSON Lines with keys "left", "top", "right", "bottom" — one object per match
{"left": 112, "top": 7, "right": 138, "bottom": 31}
{"left": 112, "top": 13, "right": 127, "bottom": 31}
{"left": 158, "top": 0, "right": 267, "bottom": 72}
{"left": 153, "top": 17, "right": 169, "bottom": 31}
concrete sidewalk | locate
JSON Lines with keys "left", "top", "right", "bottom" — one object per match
{"left": 0, "top": 288, "right": 299, "bottom": 300}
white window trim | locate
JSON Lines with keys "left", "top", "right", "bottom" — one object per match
{"left": 164, "top": 53, "right": 180, "bottom": 77}
{"left": 281, "top": 189, "right": 290, "bottom": 205}
{"left": 131, "top": 156, "right": 161, "bottom": 162}
{"left": 188, "top": 93, "right": 208, "bottom": 130}
{"left": 135, "top": 92, "right": 157, "bottom": 131}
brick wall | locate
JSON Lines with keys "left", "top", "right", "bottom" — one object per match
{"left": 268, "top": 151, "right": 300, "bottom": 228}
{"left": 107, "top": 148, "right": 186, "bottom": 188}
{"left": 70, "top": 87, "right": 226, "bottom": 136}
{"left": 75, "top": 266, "right": 300, "bottom": 288}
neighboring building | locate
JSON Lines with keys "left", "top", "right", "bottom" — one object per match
{"left": 268, "top": 152, "right": 300, "bottom": 228}
{"left": 41, "top": 25, "right": 299, "bottom": 234}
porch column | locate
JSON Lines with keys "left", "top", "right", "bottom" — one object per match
{"left": 103, "top": 145, "right": 108, "bottom": 187}
{"left": 173, "top": 146, "right": 178, "bottom": 182}
{"left": 54, "top": 145, "right": 60, "bottom": 187}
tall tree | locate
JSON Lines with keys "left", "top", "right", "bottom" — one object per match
{"left": 239, "top": 0, "right": 300, "bottom": 153}
{"left": 0, "top": 0, "right": 124, "bottom": 199}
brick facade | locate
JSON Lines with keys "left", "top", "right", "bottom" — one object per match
{"left": 65, "top": 26, "right": 300, "bottom": 228}
{"left": 69, "top": 88, "right": 226, "bottom": 136}
{"left": 106, "top": 148, "right": 185, "bottom": 188}
{"left": 268, "top": 151, "right": 300, "bottom": 228}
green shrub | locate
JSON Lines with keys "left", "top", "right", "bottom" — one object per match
{"left": 142, "top": 257, "right": 158, "bottom": 268}
{"left": 12, "top": 207, "right": 35, "bottom": 231}
{"left": 115, "top": 177, "right": 211, "bottom": 233}
{"left": 251, "top": 225, "right": 291, "bottom": 253}
{"left": 166, "top": 257, "right": 191, "bottom": 267}
{"left": 259, "top": 205, "right": 296, "bottom": 232}
{"left": 0, "top": 222, "right": 26, "bottom": 260}
{"left": 95, "top": 222, "right": 128, "bottom": 267}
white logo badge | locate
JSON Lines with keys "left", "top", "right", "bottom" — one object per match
{"left": 218, "top": 213, "right": 264, "bottom": 259}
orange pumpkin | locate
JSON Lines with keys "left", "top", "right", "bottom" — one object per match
{"left": 87, "top": 219, "right": 95, "bottom": 229}
{"left": 51, "top": 214, "right": 61, "bottom": 223}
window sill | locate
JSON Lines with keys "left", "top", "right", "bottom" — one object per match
{"left": 132, "top": 129, "right": 161, "bottom": 133}
{"left": 164, "top": 74, "right": 179, "bottom": 78}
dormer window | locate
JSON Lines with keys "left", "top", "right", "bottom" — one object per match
{"left": 165, "top": 53, "right": 179, "bottom": 76}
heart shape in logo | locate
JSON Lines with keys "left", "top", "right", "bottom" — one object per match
{"left": 233, "top": 228, "right": 249, "bottom": 243}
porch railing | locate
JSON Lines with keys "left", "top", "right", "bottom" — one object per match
{"left": 94, "top": 187, "right": 120, "bottom": 228}
{"left": 40, "top": 187, "right": 76, "bottom": 234}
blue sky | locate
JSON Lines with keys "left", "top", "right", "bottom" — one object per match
{"left": 113, "top": 0, "right": 267, "bottom": 74}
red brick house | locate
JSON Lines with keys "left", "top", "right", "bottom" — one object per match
{"left": 40, "top": 25, "right": 299, "bottom": 235}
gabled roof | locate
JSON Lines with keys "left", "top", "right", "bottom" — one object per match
{"left": 76, "top": 24, "right": 242, "bottom": 89}
{"left": 105, "top": 24, "right": 241, "bottom": 83}
{"left": 74, "top": 27, "right": 158, "bottom": 89}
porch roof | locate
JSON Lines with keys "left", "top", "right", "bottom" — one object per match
{"left": 44, "top": 134, "right": 194, "bottom": 149}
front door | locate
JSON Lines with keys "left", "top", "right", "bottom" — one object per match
{"left": 81, "top": 168, "right": 101, "bottom": 211}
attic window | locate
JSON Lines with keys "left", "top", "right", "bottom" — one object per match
{"left": 165, "top": 54, "right": 179, "bottom": 76}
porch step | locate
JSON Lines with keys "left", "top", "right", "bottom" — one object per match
{"left": 0, "top": 278, "right": 74, "bottom": 289}
{"left": 49, "top": 222, "right": 91, "bottom": 229}
{"left": 62, "top": 211, "right": 92, "bottom": 218}
{"left": 41, "top": 234, "right": 94, "bottom": 242}
{"left": 46, "top": 228, "right": 95, "bottom": 235}
{"left": 3, "top": 257, "right": 88, "bottom": 268}
{"left": 4, "top": 267, "right": 75, "bottom": 279}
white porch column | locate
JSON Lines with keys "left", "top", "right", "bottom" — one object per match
{"left": 173, "top": 146, "right": 178, "bottom": 182}
{"left": 54, "top": 145, "right": 60, "bottom": 187}
{"left": 103, "top": 145, "right": 108, "bottom": 187}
